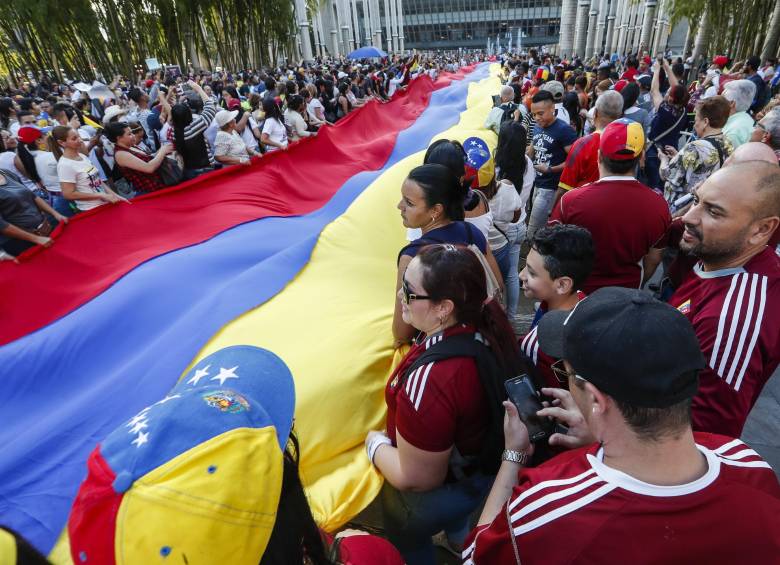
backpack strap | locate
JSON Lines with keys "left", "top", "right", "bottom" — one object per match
{"left": 701, "top": 136, "right": 726, "bottom": 167}
{"left": 397, "top": 235, "right": 447, "bottom": 265}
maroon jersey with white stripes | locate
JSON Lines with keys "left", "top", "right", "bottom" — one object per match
{"left": 463, "top": 433, "right": 780, "bottom": 564}
{"left": 669, "top": 247, "right": 780, "bottom": 437}
{"left": 385, "top": 324, "right": 487, "bottom": 454}
{"left": 519, "top": 325, "right": 560, "bottom": 389}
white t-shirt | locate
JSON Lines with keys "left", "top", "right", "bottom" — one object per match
{"left": 487, "top": 180, "right": 523, "bottom": 251}
{"left": 261, "top": 117, "right": 288, "bottom": 151}
{"left": 57, "top": 155, "right": 106, "bottom": 211}
{"left": 214, "top": 130, "right": 248, "bottom": 161}
{"left": 33, "top": 151, "right": 60, "bottom": 192}
{"left": 284, "top": 109, "right": 310, "bottom": 141}
{"left": 240, "top": 117, "right": 260, "bottom": 152}
{"left": 307, "top": 98, "right": 325, "bottom": 123}
{"left": 0, "top": 151, "right": 37, "bottom": 191}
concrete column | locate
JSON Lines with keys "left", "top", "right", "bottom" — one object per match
{"left": 640, "top": 1, "right": 657, "bottom": 52}
{"left": 559, "top": 0, "right": 578, "bottom": 58}
{"left": 389, "top": 0, "right": 399, "bottom": 52}
{"left": 585, "top": 0, "right": 599, "bottom": 58}
{"left": 573, "top": 0, "right": 591, "bottom": 57}
{"left": 691, "top": 9, "right": 711, "bottom": 65}
{"left": 397, "top": 0, "right": 405, "bottom": 53}
{"left": 350, "top": 0, "right": 361, "bottom": 47}
{"left": 605, "top": 0, "right": 618, "bottom": 55}
{"left": 651, "top": 0, "right": 668, "bottom": 55}
{"left": 592, "top": 0, "right": 608, "bottom": 56}
{"left": 322, "top": 0, "right": 340, "bottom": 57}
{"left": 615, "top": 0, "right": 628, "bottom": 55}
{"left": 363, "top": 0, "right": 373, "bottom": 46}
{"left": 294, "top": 0, "right": 314, "bottom": 61}
{"left": 372, "top": 0, "right": 382, "bottom": 47}
{"left": 383, "top": 0, "right": 393, "bottom": 52}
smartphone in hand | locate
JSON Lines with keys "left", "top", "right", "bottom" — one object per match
{"left": 505, "top": 375, "right": 554, "bottom": 443}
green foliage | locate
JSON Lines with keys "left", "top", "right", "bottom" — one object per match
{"left": 0, "top": 0, "right": 297, "bottom": 81}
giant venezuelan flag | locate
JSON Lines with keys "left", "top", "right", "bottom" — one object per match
{"left": 0, "top": 62, "right": 501, "bottom": 559}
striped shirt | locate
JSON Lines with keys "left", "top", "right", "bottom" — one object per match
{"left": 463, "top": 433, "right": 780, "bottom": 564}
{"left": 669, "top": 246, "right": 780, "bottom": 437}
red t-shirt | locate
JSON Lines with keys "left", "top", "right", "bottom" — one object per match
{"left": 549, "top": 177, "right": 671, "bottom": 295}
{"left": 620, "top": 67, "right": 638, "bottom": 82}
{"left": 385, "top": 324, "right": 487, "bottom": 454}
{"left": 558, "top": 132, "right": 601, "bottom": 191}
{"left": 463, "top": 433, "right": 780, "bottom": 564}
{"left": 668, "top": 247, "right": 780, "bottom": 437}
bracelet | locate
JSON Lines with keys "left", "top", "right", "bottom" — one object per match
{"left": 502, "top": 449, "right": 530, "bottom": 465}
{"left": 366, "top": 434, "right": 392, "bottom": 464}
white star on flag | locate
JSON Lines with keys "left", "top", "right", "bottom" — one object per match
{"left": 470, "top": 140, "right": 479, "bottom": 146}
{"left": 211, "top": 366, "right": 239, "bottom": 385}
{"left": 131, "top": 431, "right": 149, "bottom": 448}
{"left": 126, "top": 408, "right": 150, "bottom": 428}
{"left": 128, "top": 420, "right": 149, "bottom": 434}
{"left": 187, "top": 365, "right": 211, "bottom": 386}
{"left": 156, "top": 394, "right": 181, "bottom": 405}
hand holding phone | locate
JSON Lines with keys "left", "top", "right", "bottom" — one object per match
{"left": 505, "top": 375, "right": 554, "bottom": 443}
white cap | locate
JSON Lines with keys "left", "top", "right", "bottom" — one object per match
{"left": 337, "top": 71, "right": 348, "bottom": 79}
{"left": 215, "top": 109, "right": 238, "bottom": 128}
{"left": 102, "top": 105, "right": 128, "bottom": 125}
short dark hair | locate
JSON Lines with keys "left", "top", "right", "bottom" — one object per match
{"left": 104, "top": 121, "right": 130, "bottom": 143}
{"left": 614, "top": 395, "right": 693, "bottom": 441}
{"left": 747, "top": 55, "right": 761, "bottom": 71}
{"left": 531, "top": 224, "right": 594, "bottom": 289}
{"left": 531, "top": 90, "right": 554, "bottom": 105}
{"left": 696, "top": 96, "right": 730, "bottom": 128}
{"left": 598, "top": 152, "right": 640, "bottom": 175}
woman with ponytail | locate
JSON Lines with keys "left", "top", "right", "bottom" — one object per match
{"left": 393, "top": 163, "right": 503, "bottom": 347}
{"left": 368, "top": 244, "right": 519, "bottom": 565}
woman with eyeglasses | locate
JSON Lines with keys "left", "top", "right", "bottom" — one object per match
{"left": 367, "top": 243, "right": 520, "bottom": 565}
{"left": 393, "top": 163, "right": 503, "bottom": 348}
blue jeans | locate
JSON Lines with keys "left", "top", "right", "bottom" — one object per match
{"left": 51, "top": 195, "right": 76, "bottom": 218}
{"left": 493, "top": 222, "right": 525, "bottom": 318}
{"left": 643, "top": 145, "right": 663, "bottom": 192}
{"left": 526, "top": 186, "right": 556, "bottom": 241}
{"left": 381, "top": 473, "right": 492, "bottom": 565}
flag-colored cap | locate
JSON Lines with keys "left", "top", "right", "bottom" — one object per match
{"left": 535, "top": 68, "right": 549, "bottom": 81}
{"left": 68, "top": 345, "right": 295, "bottom": 565}
{"left": 463, "top": 137, "right": 495, "bottom": 188}
{"left": 599, "top": 118, "right": 645, "bottom": 160}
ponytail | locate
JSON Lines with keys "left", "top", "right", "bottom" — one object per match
{"left": 407, "top": 163, "right": 467, "bottom": 221}
{"left": 47, "top": 126, "right": 71, "bottom": 161}
{"left": 16, "top": 142, "right": 41, "bottom": 183}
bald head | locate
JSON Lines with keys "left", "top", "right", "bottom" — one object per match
{"left": 710, "top": 161, "right": 780, "bottom": 219}
{"left": 723, "top": 142, "right": 778, "bottom": 168}
{"left": 500, "top": 85, "right": 514, "bottom": 102}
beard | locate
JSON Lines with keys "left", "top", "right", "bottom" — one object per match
{"left": 680, "top": 223, "right": 748, "bottom": 263}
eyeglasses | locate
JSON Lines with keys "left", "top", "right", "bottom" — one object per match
{"left": 550, "top": 359, "right": 587, "bottom": 385}
{"left": 755, "top": 122, "right": 767, "bottom": 132}
{"left": 401, "top": 277, "right": 431, "bottom": 305}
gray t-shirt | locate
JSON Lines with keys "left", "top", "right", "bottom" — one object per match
{"left": 0, "top": 169, "right": 44, "bottom": 243}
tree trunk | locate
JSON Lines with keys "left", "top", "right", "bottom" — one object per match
{"left": 691, "top": 9, "right": 711, "bottom": 67}
{"left": 762, "top": 0, "right": 780, "bottom": 61}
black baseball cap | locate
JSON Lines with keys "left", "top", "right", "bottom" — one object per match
{"left": 537, "top": 287, "right": 705, "bottom": 408}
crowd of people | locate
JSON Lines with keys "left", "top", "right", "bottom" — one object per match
{"left": 3, "top": 46, "right": 780, "bottom": 565}
{"left": 0, "top": 52, "right": 456, "bottom": 260}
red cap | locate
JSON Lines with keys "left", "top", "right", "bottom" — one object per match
{"left": 713, "top": 55, "right": 728, "bottom": 67}
{"left": 145, "top": 79, "right": 155, "bottom": 88}
{"left": 227, "top": 98, "right": 241, "bottom": 109}
{"left": 643, "top": 55, "right": 652, "bottom": 65}
{"left": 613, "top": 79, "right": 628, "bottom": 92}
{"left": 599, "top": 118, "right": 645, "bottom": 160}
{"left": 17, "top": 126, "right": 42, "bottom": 145}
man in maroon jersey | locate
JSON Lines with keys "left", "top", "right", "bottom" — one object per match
{"left": 549, "top": 119, "right": 671, "bottom": 294}
{"left": 669, "top": 162, "right": 780, "bottom": 438}
{"left": 553, "top": 90, "right": 624, "bottom": 208}
{"left": 463, "top": 287, "right": 780, "bottom": 564}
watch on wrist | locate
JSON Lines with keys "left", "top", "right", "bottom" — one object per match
{"left": 502, "top": 449, "right": 529, "bottom": 465}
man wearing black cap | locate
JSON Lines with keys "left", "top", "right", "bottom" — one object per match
{"left": 463, "top": 287, "right": 780, "bottom": 564}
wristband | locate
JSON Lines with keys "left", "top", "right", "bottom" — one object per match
{"left": 366, "top": 434, "right": 392, "bottom": 464}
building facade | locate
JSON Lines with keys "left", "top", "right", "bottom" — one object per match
{"left": 293, "top": 0, "right": 684, "bottom": 59}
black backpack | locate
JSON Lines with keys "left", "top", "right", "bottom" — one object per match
{"left": 399, "top": 332, "right": 539, "bottom": 475}
{"left": 499, "top": 102, "right": 519, "bottom": 126}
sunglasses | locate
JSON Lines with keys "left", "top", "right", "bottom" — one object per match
{"left": 550, "top": 359, "right": 587, "bottom": 385}
{"left": 401, "top": 277, "right": 431, "bottom": 305}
